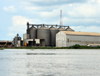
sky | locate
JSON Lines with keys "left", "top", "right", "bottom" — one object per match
{"left": 0, "top": 0, "right": 100, "bottom": 40}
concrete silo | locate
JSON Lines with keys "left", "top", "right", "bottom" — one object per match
{"left": 26, "top": 22, "right": 37, "bottom": 46}
{"left": 66, "top": 26, "right": 74, "bottom": 31}
{"left": 58, "top": 26, "right": 65, "bottom": 31}
{"left": 50, "top": 26, "right": 58, "bottom": 46}
{"left": 27, "top": 25, "right": 37, "bottom": 40}
{"left": 37, "top": 25, "right": 50, "bottom": 46}
{"left": 29, "top": 25, "right": 37, "bottom": 40}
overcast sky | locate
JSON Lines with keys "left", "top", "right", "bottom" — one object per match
{"left": 0, "top": 0, "right": 100, "bottom": 40}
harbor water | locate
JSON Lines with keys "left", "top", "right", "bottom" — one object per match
{"left": 0, "top": 49, "right": 100, "bottom": 76}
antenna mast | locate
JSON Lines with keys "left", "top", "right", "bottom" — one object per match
{"left": 60, "top": 10, "right": 63, "bottom": 26}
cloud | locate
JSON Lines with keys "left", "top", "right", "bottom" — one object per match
{"left": 23, "top": 1, "right": 100, "bottom": 19}
{"left": 71, "top": 26, "right": 100, "bottom": 33}
{"left": 12, "top": 16, "right": 33, "bottom": 26}
{"left": 39, "top": 9, "right": 59, "bottom": 18}
{"left": 3, "top": 6, "right": 16, "bottom": 12}
{"left": 62, "top": 3, "right": 99, "bottom": 18}
{"left": 8, "top": 16, "right": 33, "bottom": 38}
{"left": 20, "top": 0, "right": 88, "bottom": 6}
{"left": 97, "top": 0, "right": 100, "bottom": 3}
{"left": 24, "top": 5, "right": 59, "bottom": 11}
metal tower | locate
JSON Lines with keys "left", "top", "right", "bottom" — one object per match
{"left": 60, "top": 10, "right": 63, "bottom": 26}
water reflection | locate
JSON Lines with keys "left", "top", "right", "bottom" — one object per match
{"left": 26, "top": 53, "right": 56, "bottom": 55}
{"left": 0, "top": 49, "right": 100, "bottom": 76}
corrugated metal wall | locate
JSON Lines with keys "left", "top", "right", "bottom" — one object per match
{"left": 66, "top": 35, "right": 100, "bottom": 47}
{"left": 56, "top": 31, "right": 100, "bottom": 47}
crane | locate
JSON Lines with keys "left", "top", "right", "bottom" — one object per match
{"left": 4, "top": 41, "right": 8, "bottom": 47}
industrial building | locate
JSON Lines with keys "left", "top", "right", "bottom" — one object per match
{"left": 56, "top": 31, "right": 100, "bottom": 47}
{"left": 0, "top": 41, "right": 12, "bottom": 47}
{"left": 12, "top": 22, "right": 100, "bottom": 47}
{"left": 22, "top": 22, "right": 74, "bottom": 47}
{"left": 12, "top": 34, "right": 22, "bottom": 47}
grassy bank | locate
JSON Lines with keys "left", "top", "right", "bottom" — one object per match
{"left": 68, "top": 44, "right": 100, "bottom": 49}
{"left": 1, "top": 44, "right": 100, "bottom": 49}
{"left": 0, "top": 48, "right": 4, "bottom": 50}
{"left": 3, "top": 47, "right": 69, "bottom": 49}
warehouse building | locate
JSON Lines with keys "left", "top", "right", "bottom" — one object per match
{"left": 0, "top": 41, "right": 12, "bottom": 47}
{"left": 56, "top": 31, "right": 100, "bottom": 47}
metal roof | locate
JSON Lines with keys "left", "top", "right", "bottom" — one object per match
{"left": 0, "top": 41, "right": 12, "bottom": 43}
{"left": 62, "top": 31, "right": 100, "bottom": 36}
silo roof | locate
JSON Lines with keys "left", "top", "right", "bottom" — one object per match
{"left": 50, "top": 26, "right": 57, "bottom": 30}
{"left": 62, "top": 31, "right": 100, "bottom": 36}
{"left": 66, "top": 27, "right": 74, "bottom": 31}
{"left": 30, "top": 26, "right": 36, "bottom": 29}
{"left": 39, "top": 26, "right": 48, "bottom": 29}
{"left": 58, "top": 27, "right": 65, "bottom": 30}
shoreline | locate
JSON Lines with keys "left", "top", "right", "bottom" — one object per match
{"left": 0, "top": 44, "right": 100, "bottom": 50}
{"left": 1, "top": 46, "right": 100, "bottom": 50}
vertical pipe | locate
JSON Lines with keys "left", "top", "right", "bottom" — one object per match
{"left": 27, "top": 22, "right": 29, "bottom": 29}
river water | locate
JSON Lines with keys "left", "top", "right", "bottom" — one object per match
{"left": 0, "top": 49, "right": 100, "bottom": 76}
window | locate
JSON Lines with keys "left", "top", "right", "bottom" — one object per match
{"left": 67, "top": 39, "right": 69, "bottom": 42}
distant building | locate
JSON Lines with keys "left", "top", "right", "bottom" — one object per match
{"left": 12, "top": 34, "right": 22, "bottom": 47}
{"left": 0, "top": 41, "right": 12, "bottom": 47}
{"left": 56, "top": 31, "right": 100, "bottom": 47}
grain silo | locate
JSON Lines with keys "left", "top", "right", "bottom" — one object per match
{"left": 50, "top": 26, "right": 58, "bottom": 46}
{"left": 29, "top": 25, "right": 37, "bottom": 40}
{"left": 37, "top": 25, "right": 50, "bottom": 46}
{"left": 58, "top": 26, "right": 65, "bottom": 31}
{"left": 66, "top": 26, "right": 74, "bottom": 31}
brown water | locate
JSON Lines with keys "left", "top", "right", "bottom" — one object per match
{"left": 0, "top": 49, "right": 100, "bottom": 76}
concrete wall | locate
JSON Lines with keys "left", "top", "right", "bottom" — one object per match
{"left": 56, "top": 31, "right": 66, "bottom": 47}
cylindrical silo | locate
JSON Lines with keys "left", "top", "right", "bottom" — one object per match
{"left": 50, "top": 26, "right": 58, "bottom": 46}
{"left": 66, "top": 26, "right": 74, "bottom": 31}
{"left": 29, "top": 25, "right": 37, "bottom": 40}
{"left": 37, "top": 25, "right": 50, "bottom": 46}
{"left": 58, "top": 26, "right": 65, "bottom": 31}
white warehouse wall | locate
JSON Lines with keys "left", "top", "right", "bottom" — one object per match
{"left": 56, "top": 31, "right": 66, "bottom": 47}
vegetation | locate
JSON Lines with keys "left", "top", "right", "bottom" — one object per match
{"left": 1, "top": 44, "right": 100, "bottom": 49}
{"left": 0, "top": 47, "right": 4, "bottom": 50}
{"left": 68, "top": 44, "right": 100, "bottom": 49}
{"left": 3, "top": 47, "right": 68, "bottom": 49}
